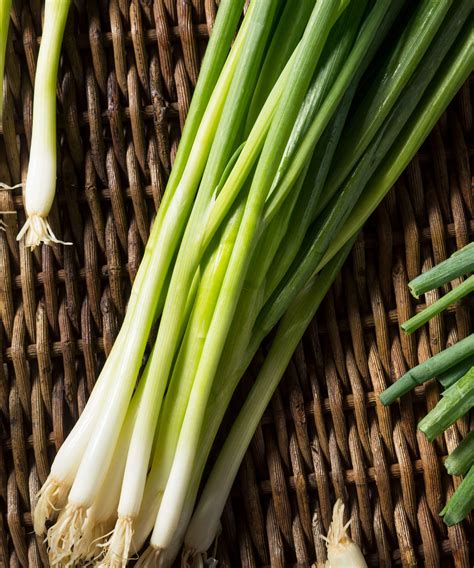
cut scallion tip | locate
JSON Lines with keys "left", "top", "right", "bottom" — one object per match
{"left": 401, "top": 275, "right": 474, "bottom": 334}
{"left": 445, "top": 430, "right": 474, "bottom": 476}
{"left": 438, "top": 354, "right": 474, "bottom": 388}
{"left": 380, "top": 334, "right": 474, "bottom": 405}
{"left": 417, "top": 367, "right": 474, "bottom": 443}
{"left": 440, "top": 466, "right": 474, "bottom": 526}
{"left": 408, "top": 242, "right": 474, "bottom": 298}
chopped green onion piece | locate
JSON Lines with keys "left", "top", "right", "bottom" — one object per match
{"left": 445, "top": 430, "right": 474, "bottom": 476}
{"left": 441, "top": 466, "right": 474, "bottom": 526}
{"left": 380, "top": 334, "right": 474, "bottom": 405}
{"left": 409, "top": 242, "right": 474, "bottom": 298}
{"left": 401, "top": 275, "right": 474, "bottom": 334}
{"left": 438, "top": 354, "right": 474, "bottom": 388}
{"left": 418, "top": 367, "right": 474, "bottom": 442}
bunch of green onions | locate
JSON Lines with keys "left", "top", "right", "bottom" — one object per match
{"left": 381, "top": 245, "right": 474, "bottom": 526}
{"left": 29, "top": 0, "right": 472, "bottom": 566}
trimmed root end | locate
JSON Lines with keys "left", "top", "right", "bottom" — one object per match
{"left": 47, "top": 503, "right": 87, "bottom": 566}
{"left": 71, "top": 517, "right": 111, "bottom": 565}
{"left": 99, "top": 516, "right": 135, "bottom": 568}
{"left": 135, "top": 545, "right": 163, "bottom": 568}
{"left": 323, "top": 499, "right": 350, "bottom": 546}
{"left": 33, "top": 476, "right": 69, "bottom": 535}
{"left": 16, "top": 214, "right": 72, "bottom": 250}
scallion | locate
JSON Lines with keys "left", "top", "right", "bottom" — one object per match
{"left": 441, "top": 466, "right": 474, "bottom": 526}
{"left": 445, "top": 430, "right": 474, "bottom": 476}
{"left": 418, "top": 367, "right": 474, "bottom": 442}
{"left": 16, "top": 0, "right": 71, "bottom": 249}
{"left": 409, "top": 242, "right": 474, "bottom": 298}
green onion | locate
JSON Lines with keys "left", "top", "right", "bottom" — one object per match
{"left": 256, "top": 0, "right": 464, "bottom": 335}
{"left": 445, "top": 430, "right": 474, "bottom": 476}
{"left": 245, "top": 0, "right": 316, "bottom": 129}
{"left": 441, "top": 466, "right": 474, "bottom": 526}
{"left": 35, "top": 0, "right": 247, "bottom": 548}
{"left": 401, "top": 275, "right": 474, "bottom": 334}
{"left": 16, "top": 0, "right": 71, "bottom": 249}
{"left": 0, "top": 0, "right": 11, "bottom": 125}
{"left": 148, "top": 1, "right": 343, "bottom": 557}
{"left": 418, "top": 367, "right": 474, "bottom": 442}
{"left": 438, "top": 355, "right": 474, "bottom": 388}
{"left": 318, "top": 12, "right": 473, "bottom": 272}
{"left": 408, "top": 242, "right": 474, "bottom": 298}
{"left": 32, "top": 0, "right": 473, "bottom": 561}
{"left": 184, "top": 242, "right": 353, "bottom": 558}
{"left": 318, "top": 0, "right": 454, "bottom": 213}
{"left": 99, "top": 2, "right": 279, "bottom": 563}
{"left": 380, "top": 335, "right": 474, "bottom": 405}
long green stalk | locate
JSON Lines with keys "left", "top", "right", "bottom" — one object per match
{"left": 401, "top": 275, "right": 474, "bottom": 334}
{"left": 184, "top": 241, "right": 354, "bottom": 555}
{"left": 105, "top": 3, "right": 278, "bottom": 563}
{"left": 418, "top": 367, "right": 474, "bottom": 442}
{"left": 246, "top": 0, "right": 316, "bottom": 129}
{"left": 318, "top": 15, "right": 473, "bottom": 272}
{"left": 260, "top": 1, "right": 472, "bottom": 337}
{"left": 39, "top": 1, "right": 250, "bottom": 555}
{"left": 438, "top": 355, "right": 474, "bottom": 388}
{"left": 409, "top": 242, "right": 474, "bottom": 298}
{"left": 131, "top": 197, "right": 246, "bottom": 553}
{"left": 150, "top": 0, "right": 342, "bottom": 553}
{"left": 131, "top": 3, "right": 332, "bottom": 552}
{"left": 0, "top": 0, "right": 11, "bottom": 125}
{"left": 316, "top": 0, "right": 454, "bottom": 213}
{"left": 380, "top": 334, "right": 474, "bottom": 405}
{"left": 445, "top": 430, "right": 474, "bottom": 476}
{"left": 262, "top": 0, "right": 368, "bottom": 227}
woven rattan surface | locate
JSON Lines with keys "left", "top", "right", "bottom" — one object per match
{"left": 0, "top": 1, "right": 473, "bottom": 566}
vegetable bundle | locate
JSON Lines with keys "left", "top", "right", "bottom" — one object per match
{"left": 25, "top": 0, "right": 472, "bottom": 566}
{"left": 381, "top": 246, "right": 474, "bottom": 526}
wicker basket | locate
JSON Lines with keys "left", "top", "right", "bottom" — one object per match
{"left": 0, "top": 2, "right": 473, "bottom": 566}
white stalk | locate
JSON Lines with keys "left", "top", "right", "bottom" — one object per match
{"left": 33, "top": 334, "right": 125, "bottom": 535}
{"left": 71, "top": 376, "right": 146, "bottom": 566}
{"left": 17, "top": 0, "right": 71, "bottom": 249}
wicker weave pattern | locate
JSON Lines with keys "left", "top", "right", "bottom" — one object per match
{"left": 0, "top": 2, "right": 472, "bottom": 566}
